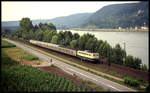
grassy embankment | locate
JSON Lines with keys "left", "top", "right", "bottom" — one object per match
{"left": 1, "top": 40, "right": 107, "bottom": 92}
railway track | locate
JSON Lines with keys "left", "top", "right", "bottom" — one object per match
{"left": 9, "top": 38, "right": 124, "bottom": 81}
{"left": 5, "top": 38, "right": 139, "bottom": 91}
{"left": 20, "top": 39, "right": 148, "bottom": 82}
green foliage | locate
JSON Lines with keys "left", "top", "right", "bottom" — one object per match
{"left": 39, "top": 23, "right": 56, "bottom": 31}
{"left": 81, "top": 2, "right": 148, "bottom": 28}
{"left": 85, "top": 37, "right": 97, "bottom": 52}
{"left": 124, "top": 55, "right": 141, "bottom": 70}
{"left": 72, "top": 33, "right": 80, "bottom": 40}
{"left": 51, "top": 35, "right": 59, "bottom": 44}
{"left": 2, "top": 48, "right": 19, "bottom": 66}
{"left": 1, "top": 40, "right": 16, "bottom": 48}
{"left": 21, "top": 54, "right": 39, "bottom": 61}
{"left": 111, "top": 44, "right": 126, "bottom": 65}
{"left": 43, "top": 30, "right": 57, "bottom": 42}
{"left": 77, "top": 33, "right": 95, "bottom": 50}
{"left": 124, "top": 77, "right": 140, "bottom": 87}
{"left": 140, "top": 64, "right": 148, "bottom": 72}
{"left": 19, "top": 18, "right": 33, "bottom": 31}
{"left": 1, "top": 54, "right": 80, "bottom": 92}
{"left": 34, "top": 30, "right": 44, "bottom": 41}
{"left": 1, "top": 43, "right": 83, "bottom": 92}
{"left": 19, "top": 18, "right": 33, "bottom": 40}
{"left": 70, "top": 40, "right": 78, "bottom": 49}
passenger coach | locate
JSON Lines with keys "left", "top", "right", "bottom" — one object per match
{"left": 29, "top": 40, "right": 100, "bottom": 63}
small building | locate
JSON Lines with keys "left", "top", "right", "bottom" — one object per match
{"left": 118, "top": 27, "right": 122, "bottom": 30}
{"left": 141, "top": 26, "right": 148, "bottom": 30}
{"left": 135, "top": 26, "right": 138, "bottom": 30}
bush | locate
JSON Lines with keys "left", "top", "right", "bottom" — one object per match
{"left": 124, "top": 77, "right": 140, "bottom": 87}
{"left": 124, "top": 55, "right": 141, "bottom": 70}
{"left": 140, "top": 64, "right": 148, "bottom": 72}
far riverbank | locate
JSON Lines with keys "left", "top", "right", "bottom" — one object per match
{"left": 68, "top": 28, "right": 149, "bottom": 32}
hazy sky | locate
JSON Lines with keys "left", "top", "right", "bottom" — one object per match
{"left": 2, "top": 1, "right": 139, "bottom": 21}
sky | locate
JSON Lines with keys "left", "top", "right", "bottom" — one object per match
{"left": 2, "top": 1, "right": 139, "bottom": 21}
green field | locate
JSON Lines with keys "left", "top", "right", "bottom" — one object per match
{"left": 1, "top": 40, "right": 16, "bottom": 48}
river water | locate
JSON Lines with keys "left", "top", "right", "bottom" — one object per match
{"left": 58, "top": 30, "right": 149, "bottom": 67}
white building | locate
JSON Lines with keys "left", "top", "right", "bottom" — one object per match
{"left": 141, "top": 26, "right": 148, "bottom": 30}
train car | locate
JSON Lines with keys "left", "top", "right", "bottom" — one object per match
{"left": 29, "top": 40, "right": 99, "bottom": 63}
{"left": 29, "top": 40, "right": 77, "bottom": 56}
{"left": 77, "top": 50, "right": 99, "bottom": 62}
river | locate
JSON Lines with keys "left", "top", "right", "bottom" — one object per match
{"left": 58, "top": 30, "right": 149, "bottom": 68}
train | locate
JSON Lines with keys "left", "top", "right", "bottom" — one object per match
{"left": 29, "top": 40, "right": 100, "bottom": 63}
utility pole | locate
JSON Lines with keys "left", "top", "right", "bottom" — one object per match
{"left": 108, "top": 47, "right": 111, "bottom": 66}
{"left": 124, "top": 42, "right": 126, "bottom": 51}
{"left": 123, "top": 42, "right": 126, "bottom": 62}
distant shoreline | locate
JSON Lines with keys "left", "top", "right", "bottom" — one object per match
{"left": 68, "top": 28, "right": 149, "bottom": 32}
{"left": 55, "top": 28, "right": 149, "bottom": 32}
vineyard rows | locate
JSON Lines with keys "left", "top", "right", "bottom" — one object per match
{"left": 1, "top": 40, "right": 91, "bottom": 92}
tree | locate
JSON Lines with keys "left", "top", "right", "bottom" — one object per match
{"left": 51, "top": 35, "right": 59, "bottom": 44}
{"left": 124, "top": 55, "right": 142, "bottom": 69}
{"left": 19, "top": 17, "right": 33, "bottom": 32}
{"left": 72, "top": 33, "right": 80, "bottom": 40}
{"left": 19, "top": 17, "right": 33, "bottom": 39}
{"left": 34, "top": 30, "right": 44, "bottom": 41}
{"left": 28, "top": 30, "right": 34, "bottom": 40}
{"left": 85, "top": 37, "right": 97, "bottom": 52}
{"left": 4, "top": 29, "right": 11, "bottom": 35}
{"left": 38, "top": 23, "right": 56, "bottom": 31}
{"left": 48, "top": 23, "right": 56, "bottom": 30}
{"left": 33, "top": 24, "right": 39, "bottom": 32}
{"left": 134, "top": 57, "right": 141, "bottom": 69}
{"left": 95, "top": 40, "right": 104, "bottom": 56}
{"left": 112, "top": 44, "right": 126, "bottom": 65}
{"left": 43, "top": 30, "right": 56, "bottom": 42}
{"left": 140, "top": 64, "right": 148, "bottom": 72}
{"left": 70, "top": 40, "right": 78, "bottom": 49}
{"left": 78, "top": 33, "right": 94, "bottom": 50}
{"left": 57, "top": 31, "right": 65, "bottom": 45}
{"left": 64, "top": 31, "right": 73, "bottom": 46}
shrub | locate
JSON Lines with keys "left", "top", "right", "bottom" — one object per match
{"left": 124, "top": 77, "right": 140, "bottom": 87}
{"left": 124, "top": 55, "right": 141, "bottom": 70}
{"left": 140, "top": 64, "right": 148, "bottom": 72}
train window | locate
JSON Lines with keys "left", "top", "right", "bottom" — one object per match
{"left": 94, "top": 53, "right": 99, "bottom": 56}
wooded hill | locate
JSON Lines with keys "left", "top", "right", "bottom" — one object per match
{"left": 2, "top": 13, "right": 92, "bottom": 30}
{"left": 81, "top": 2, "right": 149, "bottom": 29}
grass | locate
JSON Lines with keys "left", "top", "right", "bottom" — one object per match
{"left": 1, "top": 40, "right": 16, "bottom": 48}
{"left": 2, "top": 40, "right": 39, "bottom": 61}
{"left": 20, "top": 53, "right": 39, "bottom": 61}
